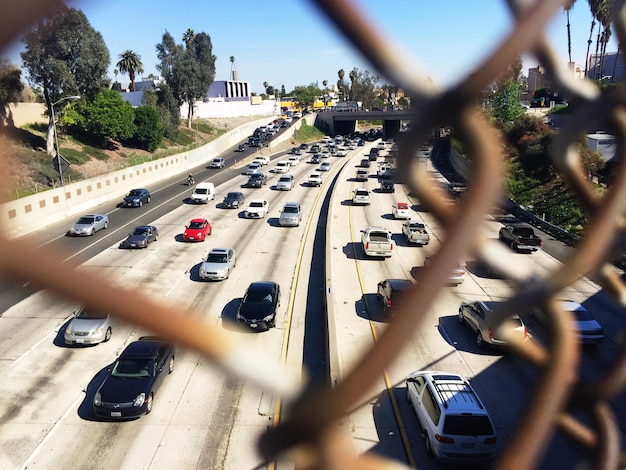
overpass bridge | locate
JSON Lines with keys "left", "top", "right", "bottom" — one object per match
{"left": 314, "top": 109, "right": 415, "bottom": 139}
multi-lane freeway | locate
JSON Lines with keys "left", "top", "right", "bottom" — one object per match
{"left": 0, "top": 130, "right": 624, "bottom": 469}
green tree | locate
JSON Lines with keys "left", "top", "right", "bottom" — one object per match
{"left": 21, "top": 5, "right": 110, "bottom": 154}
{"left": 347, "top": 68, "right": 380, "bottom": 108}
{"left": 492, "top": 79, "right": 524, "bottom": 123}
{"left": 0, "top": 61, "right": 24, "bottom": 126}
{"left": 131, "top": 106, "right": 163, "bottom": 151}
{"left": 293, "top": 83, "right": 321, "bottom": 111}
{"left": 155, "top": 82, "right": 181, "bottom": 140}
{"left": 116, "top": 50, "right": 143, "bottom": 92}
{"left": 337, "top": 69, "right": 347, "bottom": 101}
{"left": 156, "top": 30, "right": 216, "bottom": 128}
{"left": 77, "top": 89, "right": 135, "bottom": 146}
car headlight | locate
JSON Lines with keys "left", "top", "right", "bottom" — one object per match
{"left": 95, "top": 327, "right": 104, "bottom": 335}
{"left": 262, "top": 314, "right": 274, "bottom": 322}
{"left": 94, "top": 392, "right": 101, "bottom": 406}
{"left": 65, "top": 324, "right": 73, "bottom": 334}
{"left": 236, "top": 312, "right": 244, "bottom": 321}
{"left": 133, "top": 392, "right": 146, "bottom": 407}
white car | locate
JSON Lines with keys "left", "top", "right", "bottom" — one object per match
{"left": 319, "top": 162, "right": 331, "bottom": 172}
{"left": 336, "top": 149, "right": 347, "bottom": 157}
{"left": 253, "top": 157, "right": 269, "bottom": 167}
{"left": 287, "top": 156, "right": 300, "bottom": 166}
{"left": 392, "top": 202, "right": 411, "bottom": 219}
{"left": 245, "top": 199, "right": 269, "bottom": 218}
{"left": 277, "top": 174, "right": 295, "bottom": 191}
{"left": 274, "top": 161, "right": 290, "bottom": 173}
{"left": 308, "top": 174, "right": 323, "bottom": 187}
{"left": 352, "top": 188, "right": 371, "bottom": 205}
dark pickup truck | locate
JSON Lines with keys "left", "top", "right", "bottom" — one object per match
{"left": 499, "top": 225, "right": 543, "bottom": 252}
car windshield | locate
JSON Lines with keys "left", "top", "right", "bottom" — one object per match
{"left": 128, "top": 190, "right": 141, "bottom": 196}
{"left": 226, "top": 193, "right": 240, "bottom": 199}
{"left": 76, "top": 309, "right": 107, "bottom": 320}
{"left": 250, "top": 202, "right": 264, "bottom": 208}
{"left": 131, "top": 227, "right": 149, "bottom": 236}
{"left": 246, "top": 289, "right": 274, "bottom": 304}
{"left": 572, "top": 309, "right": 594, "bottom": 322}
{"left": 284, "top": 206, "right": 299, "bottom": 213}
{"left": 206, "top": 253, "right": 228, "bottom": 263}
{"left": 188, "top": 221, "right": 204, "bottom": 229}
{"left": 355, "top": 190, "right": 368, "bottom": 196}
{"left": 112, "top": 359, "right": 153, "bottom": 378}
{"left": 77, "top": 217, "right": 95, "bottom": 224}
{"left": 444, "top": 415, "right": 494, "bottom": 436}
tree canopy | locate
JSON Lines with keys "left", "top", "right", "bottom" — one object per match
{"left": 116, "top": 50, "right": 143, "bottom": 92}
{"left": 75, "top": 88, "right": 135, "bottom": 146}
{"left": 156, "top": 30, "right": 216, "bottom": 128}
{"left": 293, "top": 83, "right": 321, "bottom": 110}
{"left": 0, "top": 61, "right": 24, "bottom": 126}
{"left": 20, "top": 5, "right": 110, "bottom": 153}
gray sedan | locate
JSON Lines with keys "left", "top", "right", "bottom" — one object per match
{"left": 69, "top": 214, "right": 109, "bottom": 236}
{"left": 64, "top": 306, "right": 112, "bottom": 345}
{"left": 199, "top": 247, "right": 237, "bottom": 281}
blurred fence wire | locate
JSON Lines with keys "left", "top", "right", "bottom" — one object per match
{"left": 2, "top": 0, "right": 626, "bottom": 469}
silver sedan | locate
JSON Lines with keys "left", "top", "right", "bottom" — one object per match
{"left": 64, "top": 306, "right": 112, "bottom": 345}
{"left": 199, "top": 247, "right": 237, "bottom": 281}
{"left": 69, "top": 214, "right": 109, "bottom": 236}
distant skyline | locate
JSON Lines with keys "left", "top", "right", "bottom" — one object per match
{"left": 2, "top": 1, "right": 618, "bottom": 95}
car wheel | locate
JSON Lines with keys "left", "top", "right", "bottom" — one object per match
{"left": 89, "top": 228, "right": 95, "bottom": 236}
{"left": 103, "top": 221, "right": 108, "bottom": 229}
{"left": 168, "top": 356, "right": 174, "bottom": 374}
{"left": 458, "top": 310, "right": 464, "bottom": 324}
{"left": 155, "top": 234, "right": 159, "bottom": 241}
{"left": 104, "top": 327, "right": 112, "bottom": 342}
{"left": 476, "top": 331, "right": 484, "bottom": 348}
{"left": 510, "top": 241, "right": 516, "bottom": 251}
{"left": 424, "top": 433, "right": 432, "bottom": 455}
{"left": 145, "top": 393, "right": 154, "bottom": 414}
{"left": 139, "top": 200, "right": 143, "bottom": 207}
{"left": 147, "top": 196, "right": 151, "bottom": 203}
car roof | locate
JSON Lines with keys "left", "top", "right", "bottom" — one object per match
{"left": 189, "top": 218, "right": 207, "bottom": 223}
{"left": 284, "top": 201, "right": 300, "bottom": 208}
{"left": 119, "top": 337, "right": 169, "bottom": 359}
{"left": 249, "top": 199, "right": 266, "bottom": 204}
{"left": 386, "top": 279, "right": 413, "bottom": 290}
{"left": 208, "top": 247, "right": 230, "bottom": 254}
{"left": 559, "top": 300, "right": 586, "bottom": 312}
{"left": 246, "top": 281, "right": 278, "bottom": 293}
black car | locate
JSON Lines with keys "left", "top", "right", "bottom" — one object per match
{"left": 309, "top": 154, "right": 321, "bottom": 164}
{"left": 247, "top": 173, "right": 267, "bottom": 188}
{"left": 235, "top": 144, "right": 246, "bottom": 152}
{"left": 122, "top": 188, "right": 150, "bottom": 207}
{"left": 236, "top": 281, "right": 281, "bottom": 331}
{"left": 299, "top": 143, "right": 308, "bottom": 149}
{"left": 120, "top": 225, "right": 158, "bottom": 249}
{"left": 377, "top": 279, "right": 413, "bottom": 317}
{"left": 93, "top": 337, "right": 175, "bottom": 419}
{"left": 222, "top": 191, "right": 245, "bottom": 209}
{"left": 379, "top": 179, "right": 395, "bottom": 193}
{"left": 360, "top": 158, "right": 370, "bottom": 168}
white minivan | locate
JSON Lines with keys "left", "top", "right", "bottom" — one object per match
{"left": 191, "top": 182, "right": 215, "bottom": 204}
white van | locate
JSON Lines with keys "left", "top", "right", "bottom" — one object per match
{"left": 191, "top": 182, "right": 215, "bottom": 204}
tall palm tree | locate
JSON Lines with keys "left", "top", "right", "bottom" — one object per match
{"left": 263, "top": 81, "right": 269, "bottom": 94}
{"left": 183, "top": 28, "right": 195, "bottom": 48}
{"left": 349, "top": 69, "right": 358, "bottom": 101}
{"left": 564, "top": 0, "right": 576, "bottom": 66}
{"left": 116, "top": 50, "right": 143, "bottom": 92}
{"left": 230, "top": 56, "right": 235, "bottom": 80}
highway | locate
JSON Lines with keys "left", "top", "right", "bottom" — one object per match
{"left": 0, "top": 130, "right": 624, "bottom": 469}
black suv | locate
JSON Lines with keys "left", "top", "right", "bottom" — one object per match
{"left": 122, "top": 188, "right": 151, "bottom": 207}
{"left": 93, "top": 336, "right": 175, "bottom": 419}
{"left": 379, "top": 178, "right": 395, "bottom": 193}
{"left": 377, "top": 279, "right": 413, "bottom": 317}
{"left": 247, "top": 173, "right": 267, "bottom": 188}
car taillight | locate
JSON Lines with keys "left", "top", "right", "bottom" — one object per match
{"left": 386, "top": 300, "right": 392, "bottom": 308}
{"left": 523, "top": 326, "right": 528, "bottom": 338}
{"left": 435, "top": 434, "right": 454, "bottom": 444}
{"left": 365, "top": 243, "right": 369, "bottom": 250}
{"left": 390, "top": 243, "right": 393, "bottom": 250}
{"left": 488, "top": 328, "right": 494, "bottom": 339}
{"left": 484, "top": 436, "right": 497, "bottom": 445}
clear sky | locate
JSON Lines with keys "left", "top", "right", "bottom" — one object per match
{"left": 1, "top": 0, "right": 617, "bottom": 95}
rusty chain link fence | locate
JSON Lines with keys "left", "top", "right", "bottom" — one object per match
{"left": 2, "top": 0, "right": 626, "bottom": 469}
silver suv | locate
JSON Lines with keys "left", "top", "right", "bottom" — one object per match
{"left": 278, "top": 202, "right": 302, "bottom": 227}
{"left": 458, "top": 300, "right": 527, "bottom": 348}
{"left": 406, "top": 370, "right": 497, "bottom": 463}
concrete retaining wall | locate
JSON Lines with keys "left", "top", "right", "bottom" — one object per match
{"left": 1, "top": 114, "right": 318, "bottom": 238}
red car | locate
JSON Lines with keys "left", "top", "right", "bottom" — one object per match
{"left": 183, "top": 218, "right": 212, "bottom": 241}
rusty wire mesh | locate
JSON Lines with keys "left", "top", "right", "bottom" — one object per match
{"left": 2, "top": 0, "right": 626, "bottom": 469}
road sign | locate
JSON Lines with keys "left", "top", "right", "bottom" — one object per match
{"left": 49, "top": 155, "right": 70, "bottom": 174}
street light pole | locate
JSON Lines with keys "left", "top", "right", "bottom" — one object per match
{"left": 51, "top": 95, "right": 80, "bottom": 186}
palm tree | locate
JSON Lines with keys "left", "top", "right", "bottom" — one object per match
{"left": 263, "top": 81, "right": 269, "bottom": 94}
{"left": 113, "top": 68, "right": 119, "bottom": 83}
{"left": 349, "top": 69, "right": 358, "bottom": 101}
{"left": 337, "top": 69, "right": 345, "bottom": 101}
{"left": 322, "top": 80, "right": 328, "bottom": 110}
{"left": 230, "top": 56, "right": 235, "bottom": 80}
{"left": 564, "top": 0, "right": 576, "bottom": 66}
{"left": 183, "top": 28, "right": 195, "bottom": 48}
{"left": 116, "top": 50, "right": 143, "bottom": 92}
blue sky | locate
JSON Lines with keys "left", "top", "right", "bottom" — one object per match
{"left": 2, "top": 1, "right": 616, "bottom": 95}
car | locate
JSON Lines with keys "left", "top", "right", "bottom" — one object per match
{"left": 64, "top": 306, "right": 112, "bottom": 345}
{"left": 377, "top": 279, "right": 413, "bottom": 317}
{"left": 247, "top": 172, "right": 267, "bottom": 188}
{"left": 122, "top": 188, "right": 151, "bottom": 207}
{"left": 276, "top": 174, "right": 295, "bottom": 191}
{"left": 279, "top": 201, "right": 302, "bottom": 227}
{"left": 69, "top": 214, "right": 109, "bottom": 236}
{"left": 236, "top": 281, "right": 281, "bottom": 331}
{"left": 531, "top": 299, "right": 604, "bottom": 344}
{"left": 253, "top": 155, "right": 270, "bottom": 166}
{"left": 360, "top": 158, "right": 370, "bottom": 168}
{"left": 287, "top": 156, "right": 300, "bottom": 166}
{"left": 274, "top": 161, "right": 290, "bottom": 173}
{"left": 246, "top": 162, "right": 262, "bottom": 175}
{"left": 355, "top": 169, "right": 369, "bottom": 181}
{"left": 336, "top": 149, "right": 347, "bottom": 157}
{"left": 458, "top": 300, "right": 528, "bottom": 348}
{"left": 309, "top": 154, "right": 322, "bottom": 164}
{"left": 210, "top": 157, "right": 226, "bottom": 168}
{"left": 406, "top": 370, "right": 498, "bottom": 462}
{"left": 379, "top": 178, "right": 395, "bottom": 193}
{"left": 320, "top": 150, "right": 331, "bottom": 159}
{"left": 309, "top": 144, "right": 321, "bottom": 153}
{"left": 357, "top": 139, "right": 365, "bottom": 146}
{"left": 352, "top": 188, "right": 371, "bottom": 205}
{"left": 234, "top": 144, "right": 246, "bottom": 152}
{"left": 401, "top": 220, "right": 430, "bottom": 246}
{"left": 93, "top": 336, "right": 175, "bottom": 419}
{"left": 299, "top": 142, "right": 308, "bottom": 149}
{"left": 183, "top": 218, "right": 212, "bottom": 241}
{"left": 222, "top": 191, "right": 245, "bottom": 209}
{"left": 308, "top": 174, "right": 323, "bottom": 187}
{"left": 348, "top": 143, "right": 357, "bottom": 150}
{"left": 377, "top": 163, "right": 392, "bottom": 177}
{"left": 290, "top": 147, "right": 302, "bottom": 155}
{"left": 392, "top": 202, "right": 411, "bottom": 219}
{"left": 120, "top": 225, "right": 158, "bottom": 249}
{"left": 190, "top": 182, "right": 215, "bottom": 203}
{"left": 199, "top": 247, "right": 236, "bottom": 281}
{"left": 245, "top": 199, "right": 269, "bottom": 218}
{"left": 423, "top": 257, "right": 465, "bottom": 284}
{"left": 319, "top": 162, "right": 331, "bottom": 172}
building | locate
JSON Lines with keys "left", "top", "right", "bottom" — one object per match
{"left": 586, "top": 51, "right": 626, "bottom": 82}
